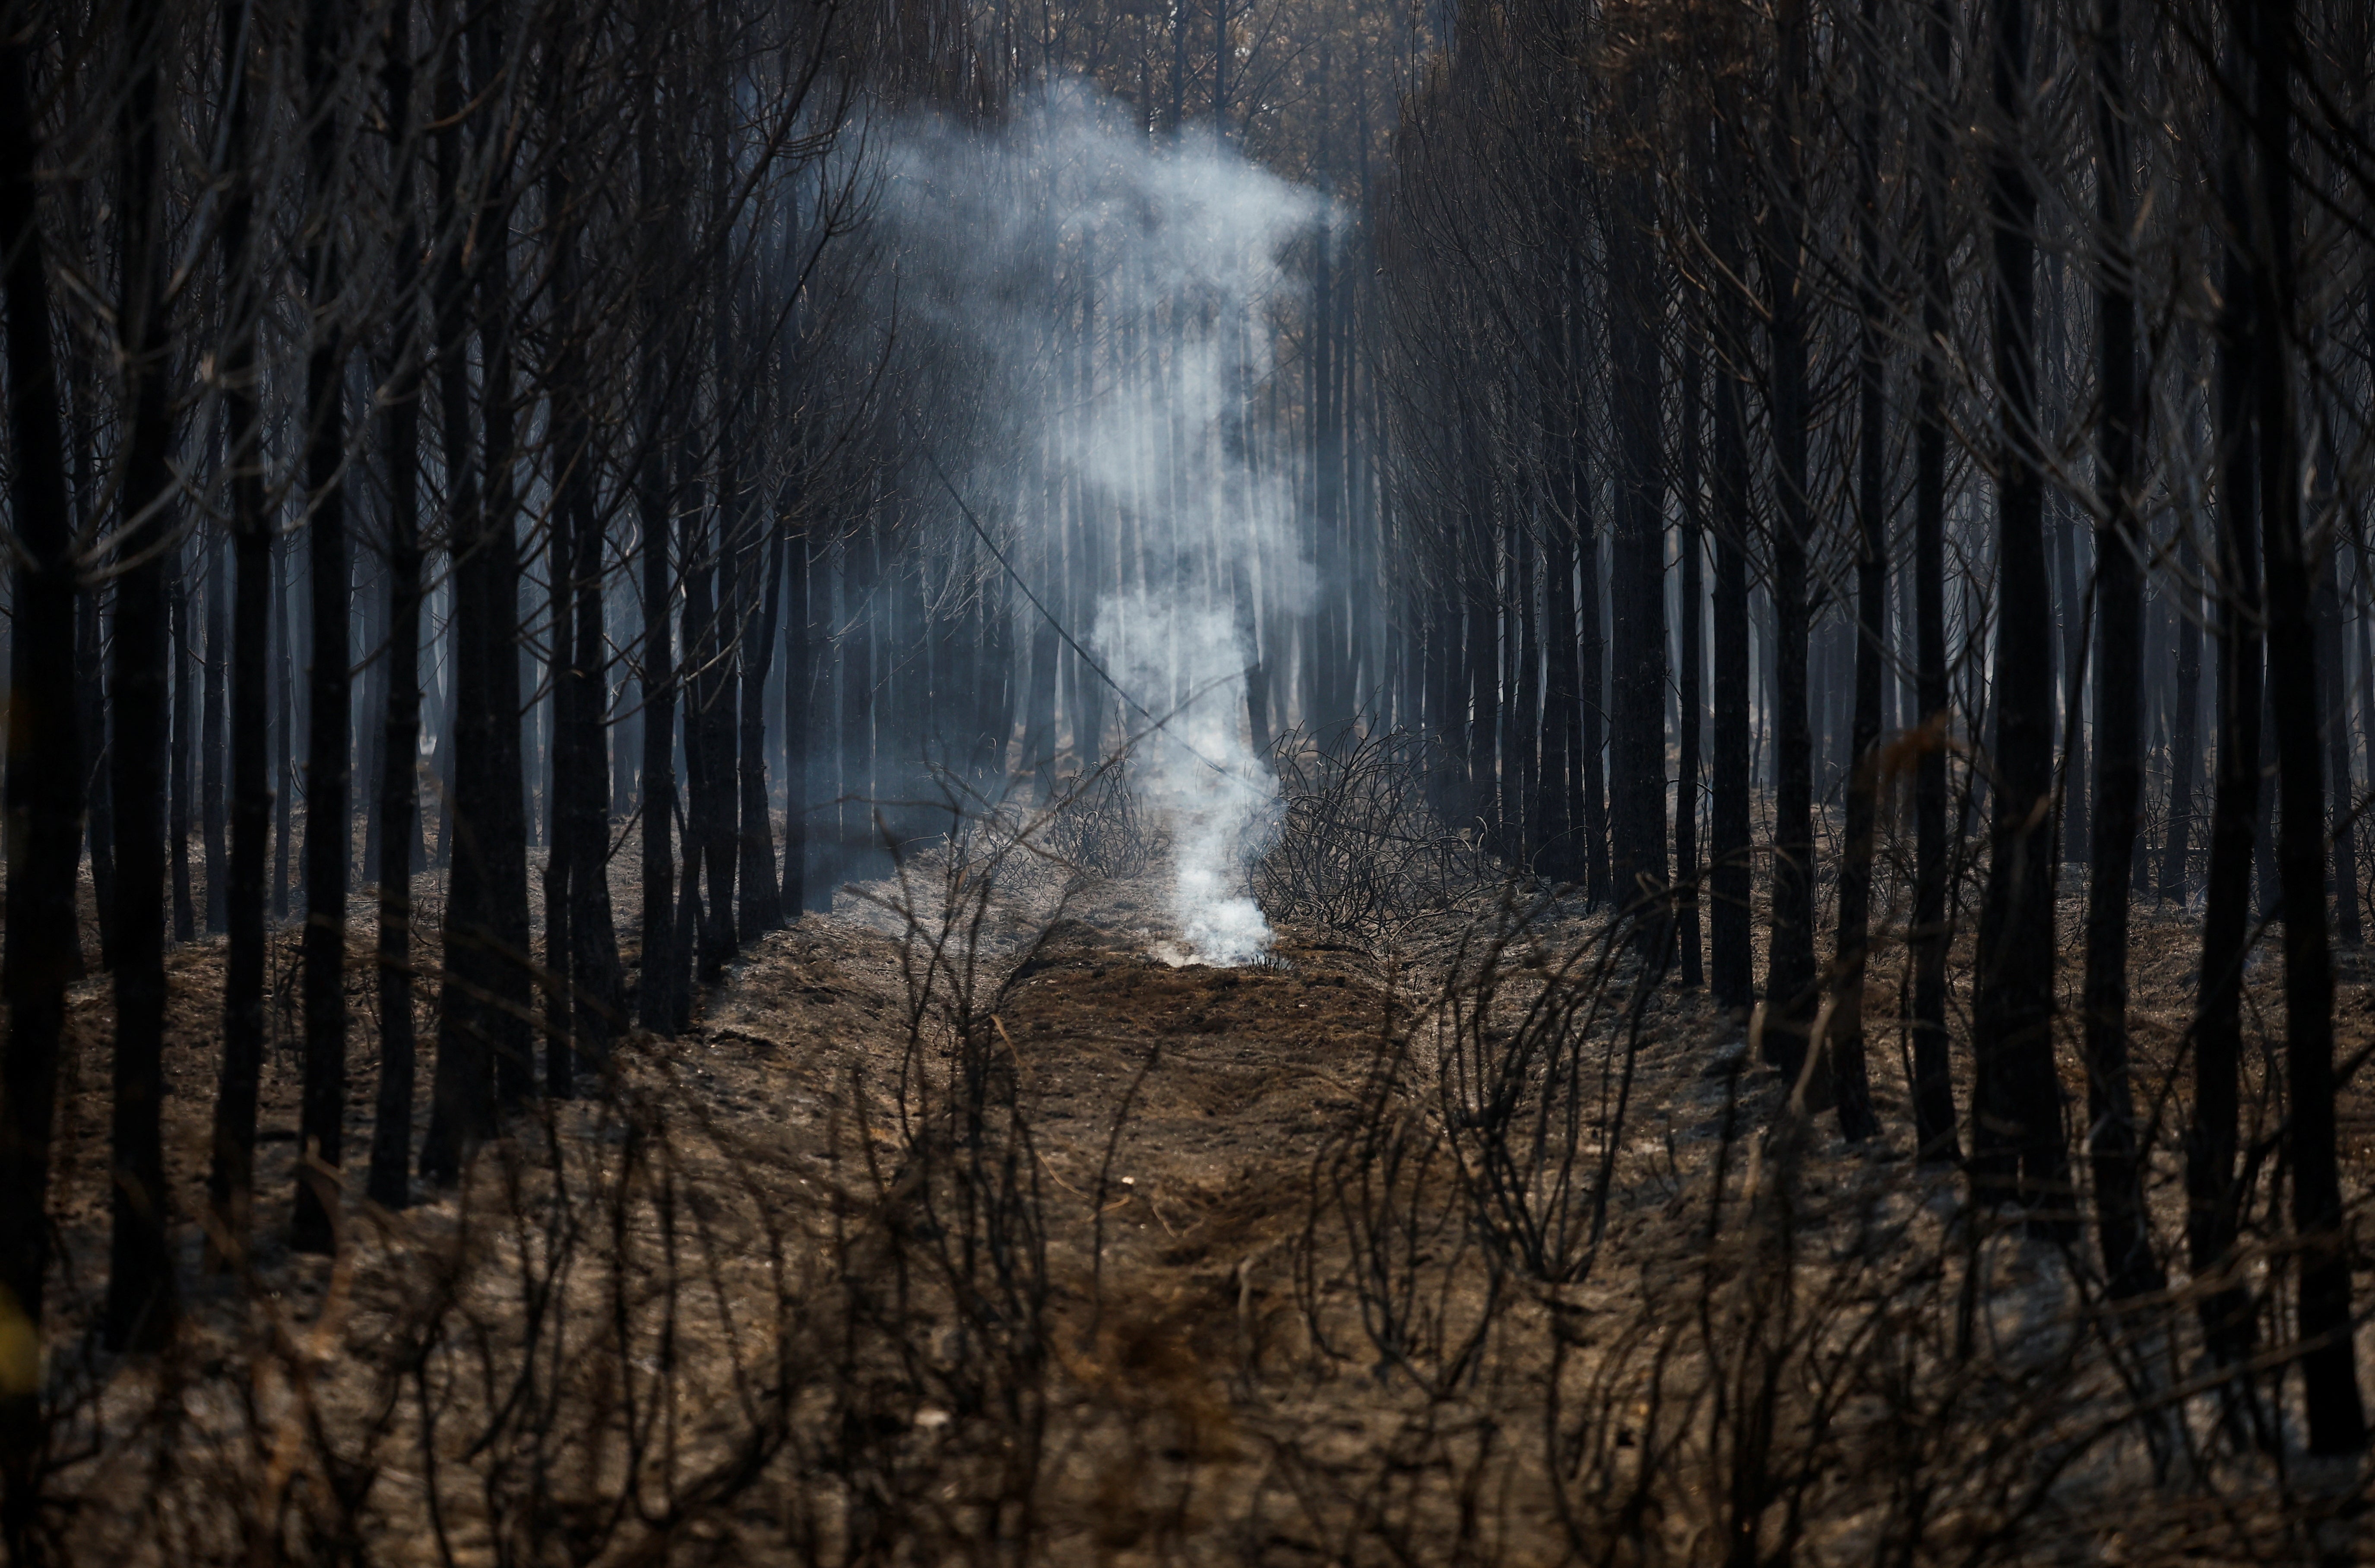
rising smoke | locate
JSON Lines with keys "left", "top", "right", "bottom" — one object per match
{"left": 872, "top": 86, "right": 1324, "bottom": 964}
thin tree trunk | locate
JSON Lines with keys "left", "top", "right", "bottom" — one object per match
{"left": 207, "top": 0, "right": 272, "bottom": 1262}
{"left": 2319, "top": 532, "right": 2360, "bottom": 944}
{"left": 1676, "top": 333, "right": 1704, "bottom": 988}
{"left": 368, "top": 0, "right": 424, "bottom": 1210}
{"left": 2080, "top": 0, "right": 2160, "bottom": 1297}
{"left": 739, "top": 515, "right": 785, "bottom": 935}
{"left": 2161, "top": 523, "right": 2203, "bottom": 898}
{"left": 1969, "top": 0, "right": 2069, "bottom": 1222}
{"left": 79, "top": 583, "right": 115, "bottom": 970}
{"left": 1708, "top": 123, "right": 1755, "bottom": 1014}
{"left": 636, "top": 378, "right": 680, "bottom": 1030}
{"left": 202, "top": 531, "right": 228, "bottom": 932}
{"left": 2189, "top": 82, "right": 2263, "bottom": 1375}
{"left": 1832, "top": 0, "right": 1886, "bottom": 1142}
{"left": 424, "top": 6, "right": 496, "bottom": 1182}
{"left": 1541, "top": 319, "right": 1581, "bottom": 884}
{"left": 1910, "top": 0, "right": 1961, "bottom": 1163}
{"left": 170, "top": 545, "right": 194, "bottom": 943}
{"left": 1573, "top": 320, "right": 1609, "bottom": 906}
{"left": 292, "top": 0, "right": 352, "bottom": 1257}
{"left": 474, "top": 0, "right": 533, "bottom": 1114}
{"left": 102, "top": 0, "right": 180, "bottom": 1352}
{"left": 1761, "top": 0, "right": 1820, "bottom": 1082}
{"left": 274, "top": 528, "right": 293, "bottom": 922}
{"left": 2244, "top": 0, "right": 2365, "bottom": 1451}
{"left": 1608, "top": 138, "right": 1667, "bottom": 933}
{"left": 782, "top": 524, "right": 810, "bottom": 916}
{"left": 0, "top": 29, "right": 90, "bottom": 1538}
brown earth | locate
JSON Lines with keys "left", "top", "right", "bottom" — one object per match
{"left": 25, "top": 807, "right": 2375, "bottom": 1563}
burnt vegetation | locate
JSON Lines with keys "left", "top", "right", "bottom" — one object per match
{"left": 7, "top": 0, "right": 2375, "bottom": 1562}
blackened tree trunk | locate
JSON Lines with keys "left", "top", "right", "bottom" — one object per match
{"left": 1541, "top": 327, "right": 1583, "bottom": 885}
{"left": 170, "top": 547, "right": 194, "bottom": 943}
{"left": 636, "top": 376, "right": 680, "bottom": 1030}
{"left": 738, "top": 509, "right": 785, "bottom": 936}
{"left": 1607, "top": 149, "right": 1667, "bottom": 933}
{"left": 79, "top": 583, "right": 116, "bottom": 970}
{"left": 292, "top": 0, "right": 352, "bottom": 1257}
{"left": 2190, "top": 103, "right": 2263, "bottom": 1372}
{"left": 0, "top": 29, "right": 89, "bottom": 1536}
{"left": 2079, "top": 0, "right": 2160, "bottom": 1298}
{"left": 2318, "top": 536, "right": 2360, "bottom": 944}
{"left": 675, "top": 454, "right": 712, "bottom": 992}
{"left": 2160, "top": 523, "right": 2203, "bottom": 898}
{"left": 1510, "top": 496, "right": 1540, "bottom": 866}
{"left": 782, "top": 524, "right": 812, "bottom": 916}
{"left": 1969, "top": 0, "right": 2069, "bottom": 1221}
{"left": 202, "top": 533, "right": 228, "bottom": 932}
{"left": 473, "top": 0, "right": 533, "bottom": 1114}
{"left": 1910, "top": 0, "right": 1960, "bottom": 1161}
{"left": 1675, "top": 333, "right": 1704, "bottom": 988}
{"left": 2242, "top": 0, "right": 2365, "bottom": 1451}
{"left": 685, "top": 500, "right": 737, "bottom": 978}
{"left": 368, "top": 0, "right": 424, "bottom": 1210}
{"left": 1707, "top": 132, "right": 1755, "bottom": 1014}
{"left": 540, "top": 69, "right": 583, "bottom": 1100}
{"left": 207, "top": 0, "right": 272, "bottom": 1260}
{"left": 1569, "top": 280, "right": 1609, "bottom": 906}
{"left": 102, "top": 0, "right": 180, "bottom": 1352}
{"left": 274, "top": 532, "right": 292, "bottom": 921}
{"left": 1460, "top": 446, "right": 1496, "bottom": 833}
{"left": 423, "top": 14, "right": 495, "bottom": 1184}
{"left": 2055, "top": 498, "right": 2090, "bottom": 864}
{"left": 548, "top": 106, "right": 624, "bottom": 1080}
{"left": 632, "top": 54, "right": 681, "bottom": 1027}
{"left": 1832, "top": 0, "right": 1886, "bottom": 1143}
{"left": 1761, "top": 0, "right": 1819, "bottom": 1079}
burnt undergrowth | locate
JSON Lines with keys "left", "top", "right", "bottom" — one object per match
{"left": 11, "top": 738, "right": 2375, "bottom": 1565}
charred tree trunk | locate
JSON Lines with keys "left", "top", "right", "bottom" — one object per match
{"left": 1607, "top": 150, "right": 1668, "bottom": 933}
{"left": 1969, "top": 0, "right": 2070, "bottom": 1221}
{"left": 474, "top": 2, "right": 533, "bottom": 1115}
{"left": 1541, "top": 317, "right": 1583, "bottom": 885}
{"left": 292, "top": 0, "right": 352, "bottom": 1257}
{"left": 1708, "top": 132, "right": 1755, "bottom": 1014}
{"left": 2161, "top": 523, "right": 2204, "bottom": 898}
{"left": 2242, "top": 0, "right": 2366, "bottom": 1450}
{"left": 636, "top": 427, "right": 680, "bottom": 1028}
{"left": 424, "top": 12, "right": 498, "bottom": 1182}
{"left": 368, "top": 3, "right": 425, "bottom": 1210}
{"left": 202, "top": 534, "right": 228, "bottom": 933}
{"left": 782, "top": 524, "right": 811, "bottom": 916}
{"left": 207, "top": 0, "right": 272, "bottom": 1259}
{"left": 1761, "top": 0, "right": 1820, "bottom": 1079}
{"left": 170, "top": 548, "right": 194, "bottom": 944}
{"left": 1570, "top": 279, "right": 1609, "bottom": 906}
{"left": 1832, "top": 0, "right": 1886, "bottom": 1142}
{"left": 2079, "top": 0, "right": 2160, "bottom": 1297}
{"left": 0, "top": 26, "right": 89, "bottom": 1531}
{"left": 2319, "top": 536, "right": 2360, "bottom": 945}
{"left": 739, "top": 513, "right": 785, "bottom": 936}
{"left": 1910, "top": 0, "right": 1961, "bottom": 1163}
{"left": 79, "top": 583, "right": 115, "bottom": 971}
{"left": 102, "top": 0, "right": 180, "bottom": 1352}
{"left": 1676, "top": 333, "right": 1704, "bottom": 988}
{"left": 2189, "top": 73, "right": 2263, "bottom": 1374}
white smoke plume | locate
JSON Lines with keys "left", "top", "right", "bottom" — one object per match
{"left": 1095, "top": 593, "right": 1279, "bottom": 966}
{"left": 869, "top": 86, "right": 1323, "bottom": 965}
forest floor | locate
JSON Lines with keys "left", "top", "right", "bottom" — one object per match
{"left": 28, "top": 810, "right": 2375, "bottom": 1564}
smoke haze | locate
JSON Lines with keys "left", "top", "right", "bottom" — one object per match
{"left": 872, "top": 87, "right": 1324, "bottom": 963}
